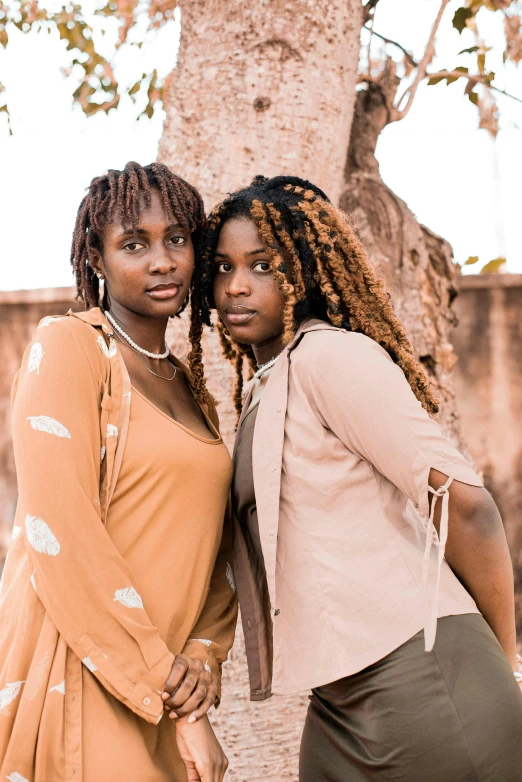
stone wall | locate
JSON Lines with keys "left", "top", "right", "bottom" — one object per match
{"left": 452, "top": 273, "right": 522, "bottom": 629}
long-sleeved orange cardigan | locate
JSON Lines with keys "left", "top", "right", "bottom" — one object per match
{"left": 0, "top": 308, "right": 237, "bottom": 781}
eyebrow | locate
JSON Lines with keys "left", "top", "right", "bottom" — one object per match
{"left": 117, "top": 223, "right": 185, "bottom": 238}
{"left": 214, "top": 248, "right": 267, "bottom": 258}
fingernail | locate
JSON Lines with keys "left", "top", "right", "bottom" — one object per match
{"left": 188, "top": 716, "right": 196, "bottom": 724}
{"left": 161, "top": 692, "right": 169, "bottom": 700}
{"left": 169, "top": 711, "right": 178, "bottom": 719}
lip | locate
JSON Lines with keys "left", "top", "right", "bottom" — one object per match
{"left": 223, "top": 306, "right": 256, "bottom": 325}
{"left": 146, "top": 283, "right": 181, "bottom": 300}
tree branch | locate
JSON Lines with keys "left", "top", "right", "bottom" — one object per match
{"left": 363, "top": 0, "right": 383, "bottom": 24}
{"left": 424, "top": 70, "right": 522, "bottom": 104}
{"left": 395, "top": 0, "right": 451, "bottom": 120}
{"left": 363, "top": 24, "right": 418, "bottom": 67}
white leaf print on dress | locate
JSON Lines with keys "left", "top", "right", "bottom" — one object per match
{"left": 49, "top": 680, "right": 66, "bottom": 695}
{"left": 28, "top": 342, "right": 44, "bottom": 375}
{"left": 82, "top": 657, "right": 97, "bottom": 672}
{"left": 226, "top": 562, "right": 236, "bottom": 593}
{"left": 100, "top": 446, "right": 106, "bottom": 461}
{"left": 204, "top": 660, "right": 212, "bottom": 674}
{"left": 0, "top": 681, "right": 25, "bottom": 711}
{"left": 97, "top": 335, "right": 117, "bottom": 359}
{"left": 11, "top": 525, "right": 21, "bottom": 543}
{"left": 26, "top": 416, "right": 71, "bottom": 439}
{"left": 39, "top": 316, "right": 62, "bottom": 328}
{"left": 25, "top": 515, "right": 60, "bottom": 556}
{"left": 30, "top": 570, "right": 36, "bottom": 591}
{"left": 190, "top": 638, "right": 212, "bottom": 647}
{"left": 114, "top": 587, "right": 144, "bottom": 609}
{"left": 6, "top": 772, "right": 31, "bottom": 782}
{"left": 106, "top": 424, "right": 118, "bottom": 438}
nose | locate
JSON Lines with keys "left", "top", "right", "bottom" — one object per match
{"left": 149, "top": 245, "right": 176, "bottom": 274}
{"left": 226, "top": 268, "right": 251, "bottom": 297}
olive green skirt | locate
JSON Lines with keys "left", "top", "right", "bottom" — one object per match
{"left": 300, "top": 614, "right": 522, "bottom": 781}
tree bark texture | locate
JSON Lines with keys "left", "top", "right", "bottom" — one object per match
{"left": 340, "top": 74, "right": 464, "bottom": 444}
{"left": 159, "top": 6, "right": 467, "bottom": 781}
{"left": 160, "top": 3, "right": 363, "bottom": 776}
{"left": 159, "top": 0, "right": 363, "bottom": 209}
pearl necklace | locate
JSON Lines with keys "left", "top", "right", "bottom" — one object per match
{"left": 253, "top": 354, "right": 281, "bottom": 380}
{"left": 105, "top": 311, "right": 169, "bottom": 360}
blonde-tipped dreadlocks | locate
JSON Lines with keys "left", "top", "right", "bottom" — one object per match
{"left": 192, "top": 174, "right": 439, "bottom": 421}
{"left": 71, "top": 161, "right": 212, "bottom": 405}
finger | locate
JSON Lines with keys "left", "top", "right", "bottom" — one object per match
{"left": 218, "top": 760, "right": 228, "bottom": 782}
{"left": 187, "top": 686, "right": 217, "bottom": 723}
{"left": 165, "top": 675, "right": 202, "bottom": 711}
{"left": 168, "top": 684, "right": 209, "bottom": 719}
{"left": 216, "top": 759, "right": 229, "bottom": 782}
{"left": 163, "top": 656, "right": 190, "bottom": 696}
{"left": 165, "top": 671, "right": 203, "bottom": 708}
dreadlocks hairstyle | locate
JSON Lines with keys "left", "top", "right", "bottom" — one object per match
{"left": 70, "top": 161, "right": 211, "bottom": 404}
{"left": 192, "top": 174, "right": 439, "bottom": 420}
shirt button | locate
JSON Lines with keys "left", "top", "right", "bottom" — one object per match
{"left": 143, "top": 696, "right": 151, "bottom": 706}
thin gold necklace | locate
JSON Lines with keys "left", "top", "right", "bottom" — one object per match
{"left": 113, "top": 330, "right": 177, "bottom": 381}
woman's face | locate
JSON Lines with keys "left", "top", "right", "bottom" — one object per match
{"left": 212, "top": 217, "right": 286, "bottom": 351}
{"left": 90, "top": 188, "right": 194, "bottom": 319}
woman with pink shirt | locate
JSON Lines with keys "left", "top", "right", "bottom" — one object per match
{"left": 192, "top": 175, "right": 522, "bottom": 780}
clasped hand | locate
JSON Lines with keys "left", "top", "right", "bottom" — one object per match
{"left": 162, "top": 654, "right": 228, "bottom": 782}
{"left": 162, "top": 653, "right": 217, "bottom": 722}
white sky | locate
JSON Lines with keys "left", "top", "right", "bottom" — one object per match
{"left": 0, "top": 0, "right": 521, "bottom": 291}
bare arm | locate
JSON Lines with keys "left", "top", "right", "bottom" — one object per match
{"left": 430, "top": 468, "right": 517, "bottom": 671}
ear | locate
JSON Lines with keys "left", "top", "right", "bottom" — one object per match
{"left": 88, "top": 247, "right": 105, "bottom": 280}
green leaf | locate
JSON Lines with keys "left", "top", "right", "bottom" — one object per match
{"left": 428, "top": 75, "right": 445, "bottom": 85}
{"left": 453, "top": 7, "right": 474, "bottom": 33}
{"left": 458, "top": 46, "right": 479, "bottom": 55}
{"left": 464, "top": 256, "right": 479, "bottom": 265}
{"left": 468, "top": 90, "right": 479, "bottom": 105}
{"left": 480, "top": 257, "right": 506, "bottom": 274}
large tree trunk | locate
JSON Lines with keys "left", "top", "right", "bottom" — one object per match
{"left": 160, "top": 4, "right": 363, "bottom": 778}
{"left": 159, "top": 5, "right": 465, "bottom": 780}
{"left": 159, "top": 0, "right": 363, "bottom": 209}
{"left": 340, "top": 66, "right": 464, "bottom": 443}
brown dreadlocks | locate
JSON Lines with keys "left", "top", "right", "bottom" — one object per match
{"left": 71, "top": 160, "right": 211, "bottom": 403}
{"left": 71, "top": 161, "right": 205, "bottom": 309}
{"left": 190, "top": 174, "right": 439, "bottom": 419}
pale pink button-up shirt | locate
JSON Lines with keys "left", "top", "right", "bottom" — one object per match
{"left": 232, "top": 319, "right": 483, "bottom": 699}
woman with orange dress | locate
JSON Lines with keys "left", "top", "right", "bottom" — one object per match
{"left": 0, "top": 162, "right": 236, "bottom": 782}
